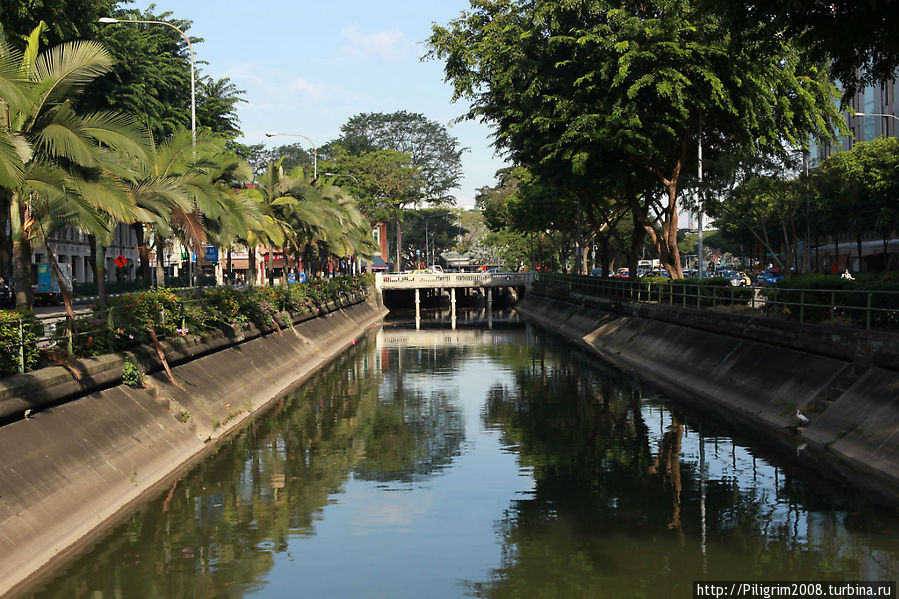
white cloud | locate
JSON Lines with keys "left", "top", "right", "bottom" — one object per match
{"left": 290, "top": 76, "right": 330, "bottom": 101}
{"left": 339, "top": 27, "right": 414, "bottom": 61}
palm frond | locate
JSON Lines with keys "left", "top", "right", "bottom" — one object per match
{"left": 31, "top": 40, "right": 114, "bottom": 108}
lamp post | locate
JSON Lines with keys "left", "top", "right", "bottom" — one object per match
{"left": 265, "top": 132, "right": 317, "bottom": 179}
{"left": 98, "top": 17, "right": 195, "bottom": 142}
{"left": 99, "top": 16, "right": 198, "bottom": 287}
{"left": 322, "top": 172, "right": 359, "bottom": 185}
{"left": 853, "top": 111, "right": 899, "bottom": 140}
{"left": 854, "top": 111, "right": 899, "bottom": 121}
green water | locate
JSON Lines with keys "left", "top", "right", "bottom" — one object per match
{"left": 17, "top": 318, "right": 899, "bottom": 598}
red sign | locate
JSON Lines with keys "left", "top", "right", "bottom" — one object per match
{"left": 114, "top": 255, "right": 127, "bottom": 268}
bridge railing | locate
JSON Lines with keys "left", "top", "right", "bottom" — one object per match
{"left": 375, "top": 272, "right": 528, "bottom": 290}
{"left": 535, "top": 272, "right": 899, "bottom": 331}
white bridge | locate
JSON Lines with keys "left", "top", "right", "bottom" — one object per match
{"left": 374, "top": 272, "right": 528, "bottom": 290}
{"left": 374, "top": 272, "right": 530, "bottom": 329}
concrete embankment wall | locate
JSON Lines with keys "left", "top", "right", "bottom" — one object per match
{"left": 0, "top": 292, "right": 387, "bottom": 597}
{"left": 517, "top": 292, "right": 899, "bottom": 502}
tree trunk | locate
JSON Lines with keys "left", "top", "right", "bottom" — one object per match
{"left": 132, "top": 223, "right": 150, "bottom": 284}
{"left": 43, "top": 239, "right": 76, "bottom": 321}
{"left": 248, "top": 247, "right": 257, "bottom": 287}
{"left": 394, "top": 217, "right": 402, "bottom": 273}
{"left": 155, "top": 235, "right": 166, "bottom": 287}
{"left": 94, "top": 236, "right": 107, "bottom": 312}
{"left": 226, "top": 248, "right": 233, "bottom": 287}
{"left": 833, "top": 231, "right": 839, "bottom": 273}
{"left": 10, "top": 193, "right": 33, "bottom": 309}
{"left": 0, "top": 193, "right": 12, "bottom": 282}
{"left": 599, "top": 233, "right": 611, "bottom": 278}
{"left": 856, "top": 234, "right": 863, "bottom": 273}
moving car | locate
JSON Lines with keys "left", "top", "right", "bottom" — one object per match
{"left": 726, "top": 271, "right": 752, "bottom": 287}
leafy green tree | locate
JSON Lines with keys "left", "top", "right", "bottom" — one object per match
{"left": 709, "top": 171, "right": 805, "bottom": 274}
{"left": 339, "top": 110, "right": 465, "bottom": 205}
{"left": 401, "top": 208, "right": 463, "bottom": 267}
{"left": 321, "top": 149, "right": 421, "bottom": 271}
{"left": 712, "top": 0, "right": 899, "bottom": 98}
{"left": 0, "top": 0, "right": 116, "bottom": 51}
{"left": 428, "top": 0, "right": 841, "bottom": 277}
{"left": 810, "top": 137, "right": 899, "bottom": 272}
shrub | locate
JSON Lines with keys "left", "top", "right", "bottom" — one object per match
{"left": 122, "top": 355, "right": 143, "bottom": 388}
{"left": 0, "top": 310, "right": 43, "bottom": 376}
{"left": 4, "top": 274, "right": 372, "bottom": 376}
{"left": 763, "top": 273, "right": 899, "bottom": 327}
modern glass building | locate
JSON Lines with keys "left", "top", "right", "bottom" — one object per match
{"left": 808, "top": 80, "right": 899, "bottom": 168}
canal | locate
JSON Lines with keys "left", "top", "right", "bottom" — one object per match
{"left": 16, "top": 312, "right": 899, "bottom": 598}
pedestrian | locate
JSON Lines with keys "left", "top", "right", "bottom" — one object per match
{"left": 841, "top": 268, "right": 855, "bottom": 281}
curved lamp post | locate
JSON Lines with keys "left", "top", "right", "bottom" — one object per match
{"left": 265, "top": 132, "right": 317, "bottom": 179}
{"left": 98, "top": 17, "right": 195, "bottom": 142}
{"left": 854, "top": 111, "right": 899, "bottom": 121}
{"left": 322, "top": 172, "right": 359, "bottom": 185}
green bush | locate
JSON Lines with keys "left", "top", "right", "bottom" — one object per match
{"left": 0, "top": 310, "right": 43, "bottom": 376}
{"left": 4, "top": 275, "right": 372, "bottom": 376}
{"left": 762, "top": 273, "right": 899, "bottom": 327}
{"left": 122, "top": 356, "right": 143, "bottom": 388}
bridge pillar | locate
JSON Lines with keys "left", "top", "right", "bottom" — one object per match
{"left": 450, "top": 287, "right": 457, "bottom": 330}
{"left": 415, "top": 288, "right": 420, "bottom": 318}
{"left": 486, "top": 287, "right": 493, "bottom": 330}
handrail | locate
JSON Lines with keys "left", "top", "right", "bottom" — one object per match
{"left": 534, "top": 272, "right": 899, "bottom": 331}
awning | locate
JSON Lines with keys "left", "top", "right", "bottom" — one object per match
{"left": 364, "top": 255, "right": 389, "bottom": 270}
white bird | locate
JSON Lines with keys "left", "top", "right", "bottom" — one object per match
{"left": 795, "top": 409, "right": 810, "bottom": 426}
{"left": 23, "top": 409, "right": 32, "bottom": 420}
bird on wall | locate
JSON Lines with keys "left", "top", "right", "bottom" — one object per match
{"left": 23, "top": 409, "right": 32, "bottom": 420}
{"left": 794, "top": 409, "right": 810, "bottom": 427}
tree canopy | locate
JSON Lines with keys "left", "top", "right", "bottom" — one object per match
{"left": 428, "top": 0, "right": 841, "bottom": 277}
{"left": 339, "top": 110, "right": 465, "bottom": 205}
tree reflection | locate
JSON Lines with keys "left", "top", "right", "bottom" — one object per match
{"left": 472, "top": 336, "right": 899, "bottom": 598}
{"left": 26, "top": 342, "right": 385, "bottom": 599}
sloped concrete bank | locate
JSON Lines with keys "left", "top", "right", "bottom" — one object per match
{"left": 517, "top": 292, "right": 899, "bottom": 502}
{"left": 0, "top": 292, "right": 387, "bottom": 598}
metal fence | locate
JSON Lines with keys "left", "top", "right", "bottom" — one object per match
{"left": 534, "top": 272, "right": 899, "bottom": 331}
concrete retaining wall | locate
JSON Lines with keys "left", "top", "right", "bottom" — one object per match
{"left": 0, "top": 293, "right": 387, "bottom": 597}
{"left": 518, "top": 293, "right": 899, "bottom": 502}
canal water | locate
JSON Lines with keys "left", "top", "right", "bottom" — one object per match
{"left": 17, "top": 312, "right": 899, "bottom": 598}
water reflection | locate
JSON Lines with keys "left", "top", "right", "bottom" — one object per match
{"left": 18, "top": 324, "right": 899, "bottom": 599}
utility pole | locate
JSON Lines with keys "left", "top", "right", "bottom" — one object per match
{"left": 697, "top": 114, "right": 704, "bottom": 278}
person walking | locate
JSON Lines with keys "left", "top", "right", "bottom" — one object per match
{"left": 841, "top": 268, "right": 855, "bottom": 281}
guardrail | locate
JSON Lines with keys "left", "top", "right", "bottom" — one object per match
{"left": 535, "top": 272, "right": 899, "bottom": 331}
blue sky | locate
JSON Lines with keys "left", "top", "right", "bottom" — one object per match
{"left": 130, "top": 0, "right": 508, "bottom": 207}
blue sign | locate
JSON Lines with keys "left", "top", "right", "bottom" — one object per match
{"left": 287, "top": 272, "right": 296, "bottom": 284}
{"left": 298, "top": 272, "right": 307, "bottom": 283}
{"left": 205, "top": 246, "right": 219, "bottom": 262}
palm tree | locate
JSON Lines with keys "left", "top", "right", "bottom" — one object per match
{"left": 0, "top": 23, "right": 147, "bottom": 309}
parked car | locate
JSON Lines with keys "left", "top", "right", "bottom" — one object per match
{"left": 756, "top": 270, "right": 784, "bottom": 286}
{"left": 590, "top": 268, "right": 604, "bottom": 277}
{"left": 614, "top": 268, "right": 630, "bottom": 278}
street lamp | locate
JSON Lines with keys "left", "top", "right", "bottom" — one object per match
{"left": 322, "top": 172, "right": 359, "bottom": 185}
{"left": 854, "top": 111, "right": 899, "bottom": 121}
{"left": 98, "top": 17, "right": 195, "bottom": 142}
{"left": 265, "top": 132, "right": 317, "bottom": 179}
